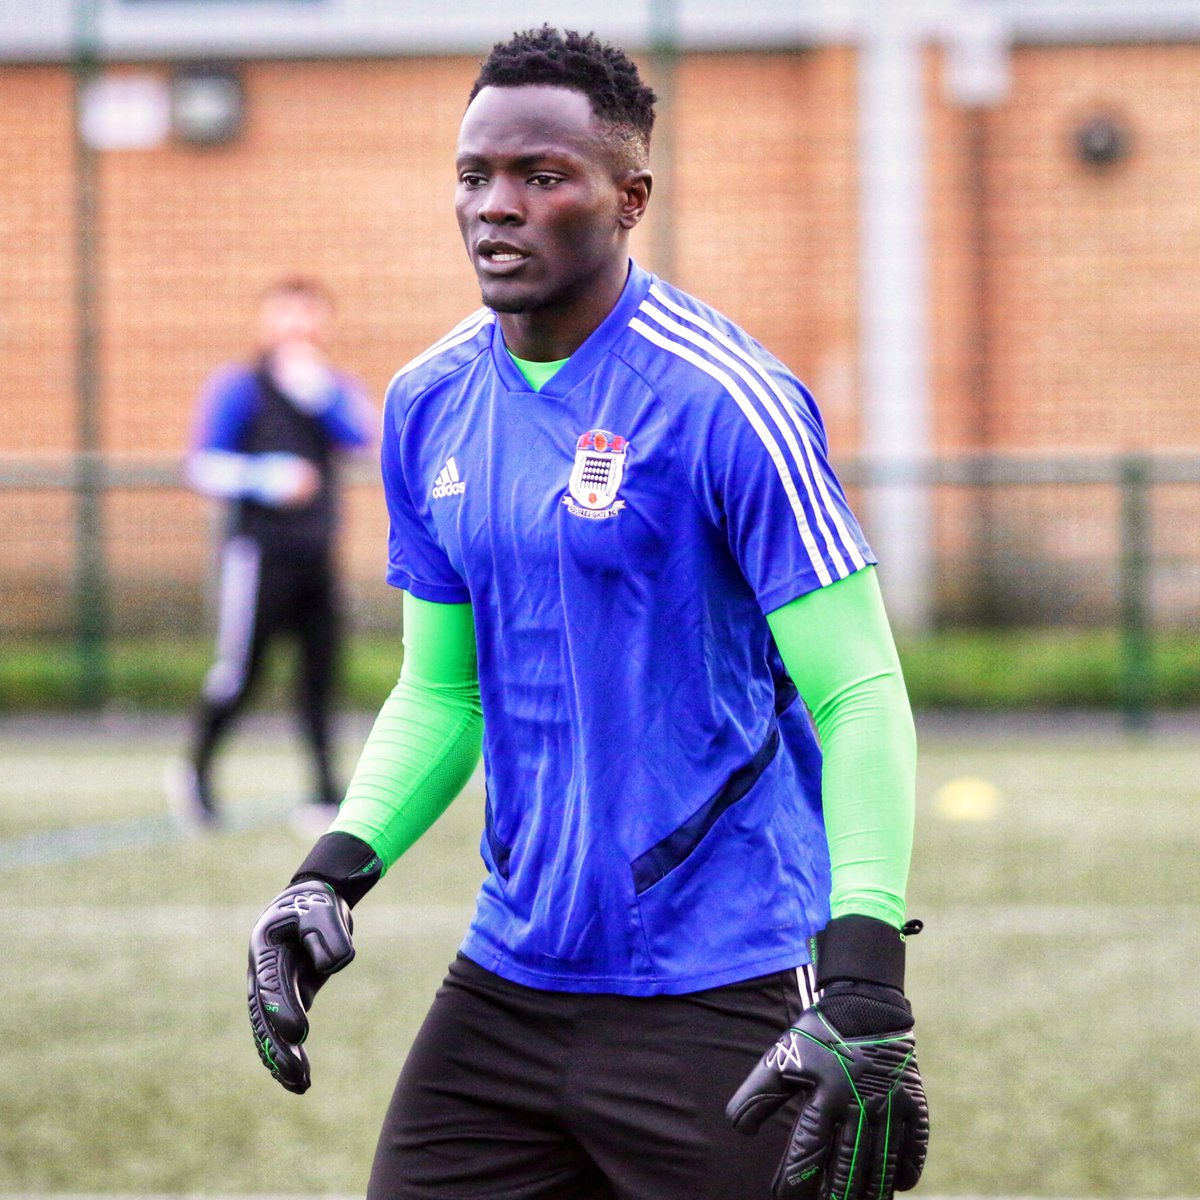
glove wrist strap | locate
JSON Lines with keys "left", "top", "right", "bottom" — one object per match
{"left": 815, "top": 914, "right": 919, "bottom": 992}
{"left": 292, "top": 831, "right": 382, "bottom": 908}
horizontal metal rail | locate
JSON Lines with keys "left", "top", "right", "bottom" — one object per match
{"left": 3, "top": 451, "right": 1199, "bottom": 490}
{"left": 837, "top": 452, "right": 1200, "bottom": 488}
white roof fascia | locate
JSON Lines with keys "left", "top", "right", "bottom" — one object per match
{"left": 3, "top": 1, "right": 1200, "bottom": 66}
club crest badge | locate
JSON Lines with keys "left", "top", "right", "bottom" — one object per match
{"left": 564, "top": 429, "right": 629, "bottom": 520}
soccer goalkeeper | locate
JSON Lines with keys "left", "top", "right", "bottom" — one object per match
{"left": 248, "top": 26, "right": 928, "bottom": 1200}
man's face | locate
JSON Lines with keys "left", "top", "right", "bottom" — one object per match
{"left": 455, "top": 85, "right": 642, "bottom": 316}
{"left": 258, "top": 292, "right": 331, "bottom": 352}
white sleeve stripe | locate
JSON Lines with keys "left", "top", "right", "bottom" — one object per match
{"left": 630, "top": 315, "right": 833, "bottom": 587}
{"left": 185, "top": 450, "right": 255, "bottom": 499}
{"left": 647, "top": 286, "right": 867, "bottom": 574}
{"left": 395, "top": 310, "right": 494, "bottom": 379}
{"left": 641, "top": 299, "right": 850, "bottom": 579}
{"left": 771, "top": 392, "right": 866, "bottom": 573}
{"left": 639, "top": 299, "right": 860, "bottom": 580}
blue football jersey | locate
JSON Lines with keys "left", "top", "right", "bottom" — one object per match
{"left": 382, "top": 261, "right": 875, "bottom": 995}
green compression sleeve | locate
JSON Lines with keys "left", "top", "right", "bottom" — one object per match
{"left": 329, "top": 594, "right": 483, "bottom": 869}
{"left": 766, "top": 566, "right": 916, "bottom": 929}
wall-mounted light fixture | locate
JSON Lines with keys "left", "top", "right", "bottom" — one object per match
{"left": 1073, "top": 111, "right": 1132, "bottom": 171}
{"left": 171, "top": 64, "right": 245, "bottom": 147}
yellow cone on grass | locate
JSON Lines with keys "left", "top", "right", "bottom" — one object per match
{"left": 933, "top": 776, "right": 1002, "bottom": 821}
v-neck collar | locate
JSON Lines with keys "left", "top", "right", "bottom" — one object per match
{"left": 489, "top": 260, "right": 652, "bottom": 398}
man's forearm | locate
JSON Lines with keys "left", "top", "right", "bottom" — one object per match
{"left": 330, "top": 595, "right": 482, "bottom": 870}
{"left": 766, "top": 566, "right": 915, "bottom": 928}
{"left": 185, "top": 448, "right": 311, "bottom": 505}
{"left": 329, "top": 667, "right": 483, "bottom": 868}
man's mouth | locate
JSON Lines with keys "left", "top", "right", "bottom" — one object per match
{"left": 478, "top": 240, "right": 530, "bottom": 270}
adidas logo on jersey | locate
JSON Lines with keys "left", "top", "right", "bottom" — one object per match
{"left": 431, "top": 457, "right": 466, "bottom": 499}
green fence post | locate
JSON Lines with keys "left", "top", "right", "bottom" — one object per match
{"left": 71, "top": 0, "right": 109, "bottom": 707}
{"left": 1118, "top": 453, "right": 1151, "bottom": 731}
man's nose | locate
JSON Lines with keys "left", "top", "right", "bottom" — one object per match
{"left": 477, "top": 178, "right": 523, "bottom": 225}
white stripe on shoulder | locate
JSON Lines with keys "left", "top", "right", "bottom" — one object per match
{"left": 646, "top": 286, "right": 866, "bottom": 575}
{"left": 434, "top": 306, "right": 493, "bottom": 348}
{"left": 395, "top": 309, "right": 494, "bottom": 379}
{"left": 640, "top": 296, "right": 848, "bottom": 579}
{"left": 630, "top": 313, "right": 831, "bottom": 587}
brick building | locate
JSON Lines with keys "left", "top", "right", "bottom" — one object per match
{"left": 1, "top": 0, "right": 1198, "bottom": 634}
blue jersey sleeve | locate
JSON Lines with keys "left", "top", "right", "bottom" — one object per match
{"left": 318, "top": 373, "right": 376, "bottom": 449}
{"left": 381, "top": 378, "right": 472, "bottom": 604}
{"left": 191, "top": 365, "right": 260, "bottom": 452}
{"left": 702, "top": 365, "right": 874, "bottom": 613}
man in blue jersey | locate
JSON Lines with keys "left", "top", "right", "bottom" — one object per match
{"left": 170, "top": 277, "right": 374, "bottom": 831}
{"left": 247, "top": 28, "right": 928, "bottom": 1200}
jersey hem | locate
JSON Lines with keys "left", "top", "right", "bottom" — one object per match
{"left": 386, "top": 568, "right": 471, "bottom": 605}
{"left": 458, "top": 936, "right": 814, "bottom": 997}
{"left": 758, "top": 557, "right": 878, "bottom": 616}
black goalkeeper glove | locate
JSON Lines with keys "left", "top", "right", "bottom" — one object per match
{"left": 726, "top": 915, "right": 929, "bottom": 1200}
{"left": 246, "top": 832, "right": 381, "bottom": 1094}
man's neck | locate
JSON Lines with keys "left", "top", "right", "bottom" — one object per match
{"left": 498, "top": 258, "right": 630, "bottom": 361}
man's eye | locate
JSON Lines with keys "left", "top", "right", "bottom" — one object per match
{"left": 529, "top": 174, "right": 559, "bottom": 187}
{"left": 460, "top": 173, "right": 486, "bottom": 187}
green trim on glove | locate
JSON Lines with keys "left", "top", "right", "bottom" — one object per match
{"left": 247, "top": 880, "right": 356, "bottom": 1094}
{"left": 329, "top": 593, "right": 483, "bottom": 869}
{"left": 727, "top": 995, "right": 929, "bottom": 1198}
{"left": 766, "top": 566, "right": 916, "bottom": 929}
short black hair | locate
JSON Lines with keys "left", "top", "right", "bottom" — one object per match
{"left": 469, "top": 26, "right": 657, "bottom": 169}
{"left": 261, "top": 275, "right": 334, "bottom": 310}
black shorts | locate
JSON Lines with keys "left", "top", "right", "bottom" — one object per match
{"left": 367, "top": 954, "right": 815, "bottom": 1200}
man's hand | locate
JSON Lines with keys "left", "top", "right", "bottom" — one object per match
{"left": 726, "top": 915, "right": 929, "bottom": 1199}
{"left": 270, "top": 342, "right": 336, "bottom": 413}
{"left": 727, "top": 986, "right": 927, "bottom": 1198}
{"left": 246, "top": 881, "right": 355, "bottom": 1094}
{"left": 253, "top": 453, "right": 321, "bottom": 507}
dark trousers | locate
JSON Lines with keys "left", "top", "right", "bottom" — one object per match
{"left": 191, "top": 534, "right": 341, "bottom": 805}
{"left": 368, "top": 954, "right": 813, "bottom": 1200}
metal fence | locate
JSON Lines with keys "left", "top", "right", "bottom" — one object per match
{"left": 3, "top": 450, "right": 1197, "bottom": 717}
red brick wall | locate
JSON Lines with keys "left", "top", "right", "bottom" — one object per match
{"left": 2, "top": 45, "right": 1198, "bottom": 630}
{"left": 976, "top": 44, "right": 1200, "bottom": 452}
{"left": 926, "top": 42, "right": 1200, "bottom": 454}
{"left": 0, "top": 50, "right": 864, "bottom": 464}
{"left": 924, "top": 43, "right": 1200, "bottom": 618}
{"left": 1, "top": 66, "right": 77, "bottom": 456}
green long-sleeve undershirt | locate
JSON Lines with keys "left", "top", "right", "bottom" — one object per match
{"left": 331, "top": 565, "right": 915, "bottom": 929}
{"left": 766, "top": 567, "right": 915, "bottom": 927}
{"left": 329, "top": 595, "right": 483, "bottom": 861}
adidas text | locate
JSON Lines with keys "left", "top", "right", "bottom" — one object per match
{"left": 431, "top": 457, "right": 465, "bottom": 499}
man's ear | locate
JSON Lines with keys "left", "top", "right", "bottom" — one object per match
{"left": 617, "top": 170, "right": 653, "bottom": 230}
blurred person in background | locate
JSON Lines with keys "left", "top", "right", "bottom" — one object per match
{"left": 168, "top": 276, "right": 375, "bottom": 834}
